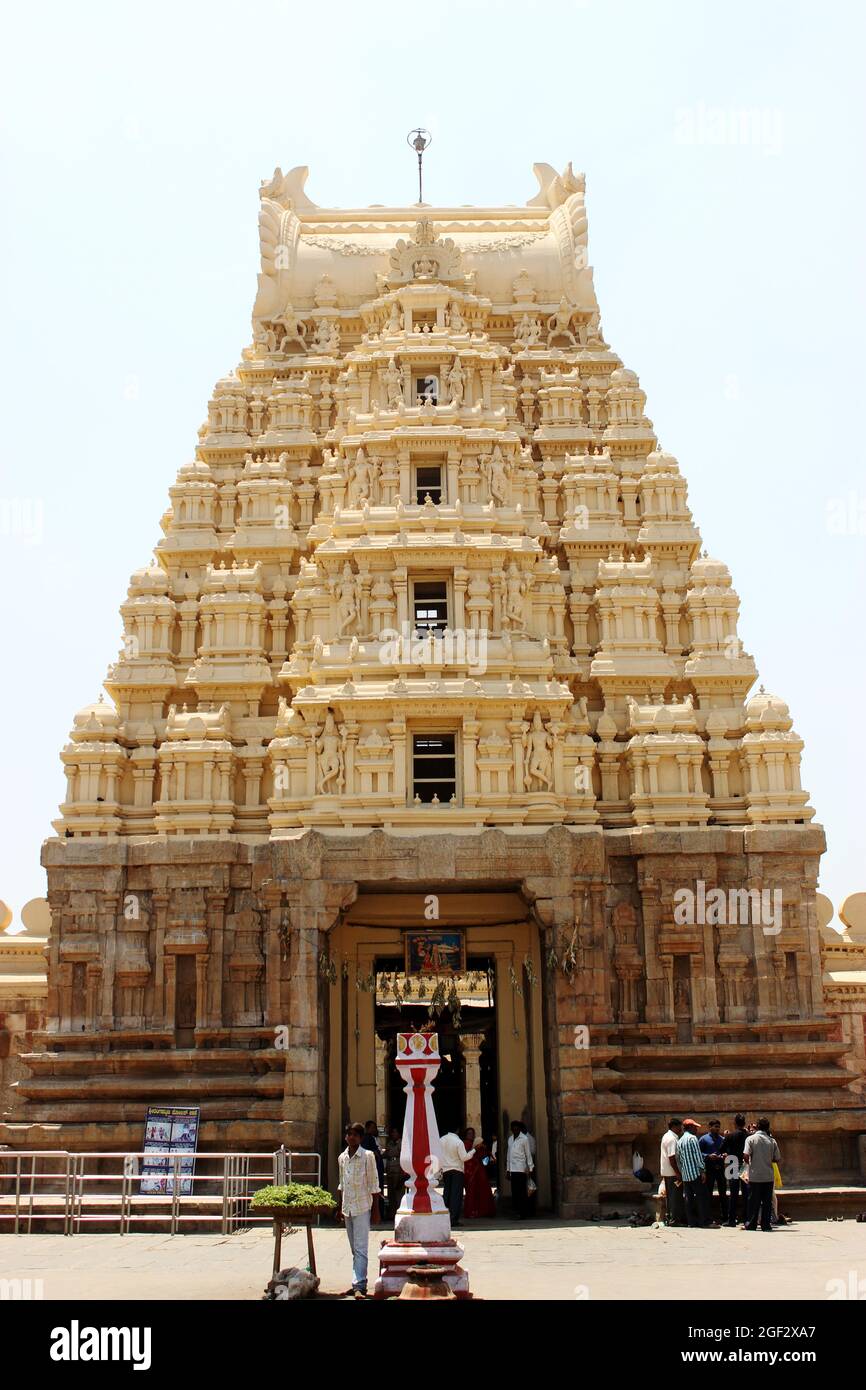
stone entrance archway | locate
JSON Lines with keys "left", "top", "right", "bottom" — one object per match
{"left": 323, "top": 886, "right": 552, "bottom": 1205}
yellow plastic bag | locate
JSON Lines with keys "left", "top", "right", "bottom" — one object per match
{"left": 772, "top": 1162, "right": 782, "bottom": 1190}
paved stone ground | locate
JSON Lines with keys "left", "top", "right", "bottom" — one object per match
{"left": 2, "top": 1219, "right": 865, "bottom": 1300}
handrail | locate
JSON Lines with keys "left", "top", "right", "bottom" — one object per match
{"left": 0, "top": 1149, "right": 322, "bottom": 1236}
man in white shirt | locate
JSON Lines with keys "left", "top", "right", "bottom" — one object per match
{"left": 660, "top": 1118, "right": 686, "bottom": 1226}
{"left": 337, "top": 1122, "right": 381, "bottom": 1299}
{"left": 438, "top": 1129, "right": 474, "bottom": 1226}
{"left": 506, "top": 1120, "right": 534, "bottom": 1219}
{"left": 522, "top": 1124, "right": 538, "bottom": 1214}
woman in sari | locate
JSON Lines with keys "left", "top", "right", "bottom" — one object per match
{"left": 462, "top": 1126, "right": 497, "bottom": 1219}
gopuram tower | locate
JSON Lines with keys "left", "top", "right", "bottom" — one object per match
{"left": 10, "top": 160, "right": 865, "bottom": 1212}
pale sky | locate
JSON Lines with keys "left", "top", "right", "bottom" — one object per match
{"left": 1, "top": 0, "right": 864, "bottom": 924}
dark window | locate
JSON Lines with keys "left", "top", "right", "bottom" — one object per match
{"left": 415, "top": 465, "right": 443, "bottom": 505}
{"left": 412, "top": 580, "right": 448, "bottom": 636}
{"left": 415, "top": 375, "right": 438, "bottom": 405}
{"left": 413, "top": 733, "right": 457, "bottom": 803}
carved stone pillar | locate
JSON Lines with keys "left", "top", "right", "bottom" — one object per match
{"left": 375, "top": 1034, "right": 390, "bottom": 1134}
{"left": 459, "top": 1031, "right": 486, "bottom": 1134}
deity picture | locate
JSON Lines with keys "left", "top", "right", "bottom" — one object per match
{"left": 404, "top": 929, "right": 465, "bottom": 977}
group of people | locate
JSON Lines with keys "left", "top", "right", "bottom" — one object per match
{"left": 438, "top": 1120, "right": 537, "bottom": 1224}
{"left": 334, "top": 1117, "right": 538, "bottom": 1298}
{"left": 658, "top": 1114, "right": 785, "bottom": 1232}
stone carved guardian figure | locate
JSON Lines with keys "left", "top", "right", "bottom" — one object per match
{"left": 277, "top": 307, "right": 308, "bottom": 354}
{"left": 333, "top": 562, "right": 360, "bottom": 636}
{"left": 348, "top": 448, "right": 373, "bottom": 507}
{"left": 522, "top": 711, "right": 553, "bottom": 791}
{"left": 546, "top": 296, "right": 578, "bottom": 349}
{"left": 447, "top": 355, "right": 466, "bottom": 407}
{"left": 316, "top": 710, "right": 346, "bottom": 795}
{"left": 383, "top": 356, "right": 403, "bottom": 408}
{"left": 504, "top": 561, "right": 528, "bottom": 632}
{"left": 448, "top": 301, "right": 467, "bottom": 333}
{"left": 485, "top": 445, "right": 509, "bottom": 506}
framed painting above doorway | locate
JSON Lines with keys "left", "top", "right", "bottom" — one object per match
{"left": 404, "top": 929, "right": 465, "bottom": 976}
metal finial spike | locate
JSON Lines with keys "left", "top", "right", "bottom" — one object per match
{"left": 407, "top": 128, "right": 432, "bottom": 204}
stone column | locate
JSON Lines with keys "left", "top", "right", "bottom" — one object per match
{"left": 375, "top": 1034, "right": 390, "bottom": 1134}
{"left": 459, "top": 1031, "right": 486, "bottom": 1135}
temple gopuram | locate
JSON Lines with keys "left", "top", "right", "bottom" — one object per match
{"left": 6, "top": 160, "right": 866, "bottom": 1213}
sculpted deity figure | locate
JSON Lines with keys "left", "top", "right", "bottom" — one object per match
{"left": 278, "top": 307, "right": 308, "bottom": 353}
{"left": 522, "top": 711, "right": 553, "bottom": 791}
{"left": 254, "top": 320, "right": 278, "bottom": 354}
{"left": 448, "top": 301, "right": 467, "bottom": 333}
{"left": 504, "top": 560, "right": 528, "bottom": 632}
{"left": 447, "top": 355, "right": 466, "bottom": 407}
{"left": 311, "top": 318, "right": 330, "bottom": 352}
{"left": 546, "top": 296, "right": 578, "bottom": 348}
{"left": 316, "top": 710, "right": 346, "bottom": 794}
{"left": 515, "top": 313, "right": 542, "bottom": 346}
{"left": 413, "top": 252, "right": 437, "bottom": 278}
{"left": 371, "top": 571, "right": 397, "bottom": 629}
{"left": 383, "top": 356, "right": 403, "bottom": 408}
{"left": 385, "top": 300, "right": 402, "bottom": 336}
{"left": 348, "top": 447, "right": 374, "bottom": 506}
{"left": 312, "top": 317, "right": 340, "bottom": 354}
{"left": 334, "top": 562, "right": 359, "bottom": 636}
{"left": 486, "top": 445, "right": 509, "bottom": 506}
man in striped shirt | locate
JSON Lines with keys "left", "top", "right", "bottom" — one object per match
{"left": 675, "top": 1118, "right": 711, "bottom": 1228}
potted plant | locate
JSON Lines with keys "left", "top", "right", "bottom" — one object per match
{"left": 250, "top": 1183, "right": 337, "bottom": 1223}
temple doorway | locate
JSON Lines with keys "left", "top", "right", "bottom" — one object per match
{"left": 374, "top": 954, "right": 498, "bottom": 1140}
{"left": 324, "top": 888, "right": 551, "bottom": 1206}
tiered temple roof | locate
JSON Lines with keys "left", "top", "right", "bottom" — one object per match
{"left": 56, "top": 161, "right": 813, "bottom": 839}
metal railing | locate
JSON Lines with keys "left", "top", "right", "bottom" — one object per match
{"left": 0, "top": 1148, "right": 321, "bottom": 1235}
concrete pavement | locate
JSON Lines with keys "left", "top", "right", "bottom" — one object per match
{"left": 2, "top": 1218, "right": 865, "bottom": 1301}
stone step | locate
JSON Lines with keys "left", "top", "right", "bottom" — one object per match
{"left": 601, "top": 1067, "right": 853, "bottom": 1091}
{"left": 18, "top": 1047, "right": 285, "bottom": 1075}
{"left": 606, "top": 1041, "right": 849, "bottom": 1064}
{"left": 612, "top": 1089, "right": 864, "bottom": 1113}
{"left": 16, "top": 1072, "right": 284, "bottom": 1101}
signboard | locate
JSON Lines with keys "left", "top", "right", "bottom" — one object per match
{"left": 404, "top": 929, "right": 465, "bottom": 976}
{"left": 140, "top": 1105, "right": 200, "bottom": 1195}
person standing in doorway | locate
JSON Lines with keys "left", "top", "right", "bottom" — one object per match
{"left": 660, "top": 1119, "right": 686, "bottom": 1226}
{"left": 743, "top": 1117, "right": 781, "bottom": 1232}
{"left": 337, "top": 1122, "right": 381, "bottom": 1299}
{"left": 699, "top": 1119, "right": 729, "bottom": 1223}
{"left": 676, "top": 1119, "right": 709, "bottom": 1227}
{"left": 506, "top": 1120, "right": 534, "bottom": 1219}
{"left": 462, "top": 1127, "right": 497, "bottom": 1219}
{"left": 521, "top": 1123, "right": 538, "bottom": 1216}
{"left": 721, "top": 1113, "right": 749, "bottom": 1228}
{"left": 438, "top": 1128, "right": 474, "bottom": 1227}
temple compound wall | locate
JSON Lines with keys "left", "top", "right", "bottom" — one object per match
{"left": 6, "top": 161, "right": 866, "bottom": 1212}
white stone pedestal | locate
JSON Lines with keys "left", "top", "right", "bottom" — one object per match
{"left": 372, "top": 1030, "right": 472, "bottom": 1298}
